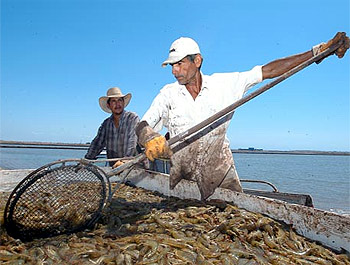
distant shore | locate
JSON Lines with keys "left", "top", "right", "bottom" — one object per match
{"left": 0, "top": 140, "right": 89, "bottom": 150}
{"left": 0, "top": 140, "right": 349, "bottom": 156}
{"left": 231, "top": 149, "right": 349, "bottom": 156}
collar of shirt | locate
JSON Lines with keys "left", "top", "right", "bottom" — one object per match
{"left": 108, "top": 110, "right": 125, "bottom": 120}
{"left": 176, "top": 72, "right": 210, "bottom": 101}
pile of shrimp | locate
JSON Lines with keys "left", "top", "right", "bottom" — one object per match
{"left": 0, "top": 184, "right": 349, "bottom": 264}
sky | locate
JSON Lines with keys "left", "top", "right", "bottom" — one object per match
{"left": 1, "top": 0, "right": 349, "bottom": 151}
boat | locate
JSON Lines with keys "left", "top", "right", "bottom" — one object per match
{"left": 1, "top": 162, "right": 349, "bottom": 255}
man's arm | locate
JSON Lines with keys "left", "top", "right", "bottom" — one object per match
{"left": 85, "top": 122, "right": 107, "bottom": 160}
{"left": 124, "top": 114, "right": 140, "bottom": 157}
{"left": 262, "top": 50, "right": 312, "bottom": 80}
{"left": 262, "top": 32, "right": 349, "bottom": 80}
{"left": 135, "top": 91, "right": 173, "bottom": 161}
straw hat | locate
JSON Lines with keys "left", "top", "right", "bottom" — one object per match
{"left": 99, "top": 87, "right": 132, "bottom": 113}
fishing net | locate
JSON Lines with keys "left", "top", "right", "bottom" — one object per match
{"left": 4, "top": 160, "right": 110, "bottom": 241}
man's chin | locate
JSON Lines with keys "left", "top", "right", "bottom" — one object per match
{"left": 176, "top": 79, "right": 185, "bottom": 85}
{"left": 113, "top": 110, "right": 123, "bottom": 115}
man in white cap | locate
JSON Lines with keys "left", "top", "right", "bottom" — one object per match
{"left": 85, "top": 87, "right": 140, "bottom": 167}
{"left": 136, "top": 33, "right": 349, "bottom": 200}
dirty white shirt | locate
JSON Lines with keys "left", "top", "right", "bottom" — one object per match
{"left": 142, "top": 65, "right": 263, "bottom": 141}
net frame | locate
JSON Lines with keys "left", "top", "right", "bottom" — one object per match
{"left": 4, "top": 159, "right": 111, "bottom": 241}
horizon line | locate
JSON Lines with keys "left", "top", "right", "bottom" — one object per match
{"left": 0, "top": 140, "right": 349, "bottom": 155}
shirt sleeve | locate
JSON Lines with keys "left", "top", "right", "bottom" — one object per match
{"left": 241, "top": 65, "right": 263, "bottom": 94}
{"left": 125, "top": 113, "right": 140, "bottom": 157}
{"left": 209, "top": 66, "right": 263, "bottom": 109}
{"left": 85, "top": 120, "right": 107, "bottom": 159}
{"left": 141, "top": 89, "right": 168, "bottom": 132}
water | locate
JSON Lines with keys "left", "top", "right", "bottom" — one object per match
{"left": 0, "top": 148, "right": 87, "bottom": 169}
{"left": 233, "top": 153, "right": 350, "bottom": 215}
{"left": 0, "top": 148, "right": 349, "bottom": 214}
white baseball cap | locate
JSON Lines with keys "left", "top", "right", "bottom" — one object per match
{"left": 161, "top": 37, "right": 201, "bottom": 67}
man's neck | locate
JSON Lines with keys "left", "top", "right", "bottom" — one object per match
{"left": 112, "top": 112, "right": 122, "bottom": 127}
{"left": 185, "top": 72, "right": 202, "bottom": 100}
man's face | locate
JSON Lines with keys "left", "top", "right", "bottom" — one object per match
{"left": 107, "top": 97, "right": 124, "bottom": 115}
{"left": 171, "top": 56, "right": 200, "bottom": 85}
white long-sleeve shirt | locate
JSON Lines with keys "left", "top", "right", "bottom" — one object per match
{"left": 142, "top": 66, "right": 263, "bottom": 199}
{"left": 142, "top": 66, "right": 262, "bottom": 140}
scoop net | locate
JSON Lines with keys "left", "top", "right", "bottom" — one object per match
{"left": 4, "top": 160, "right": 110, "bottom": 241}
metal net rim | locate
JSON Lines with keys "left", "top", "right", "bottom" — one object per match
{"left": 4, "top": 159, "right": 111, "bottom": 241}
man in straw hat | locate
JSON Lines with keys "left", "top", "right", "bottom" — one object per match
{"left": 135, "top": 32, "right": 349, "bottom": 201}
{"left": 85, "top": 87, "right": 140, "bottom": 167}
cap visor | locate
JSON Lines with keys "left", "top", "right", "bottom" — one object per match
{"left": 161, "top": 54, "right": 185, "bottom": 67}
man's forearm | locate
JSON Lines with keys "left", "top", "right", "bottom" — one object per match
{"left": 85, "top": 137, "right": 105, "bottom": 159}
{"left": 262, "top": 50, "right": 313, "bottom": 80}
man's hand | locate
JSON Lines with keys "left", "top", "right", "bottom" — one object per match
{"left": 112, "top": 160, "right": 125, "bottom": 169}
{"left": 80, "top": 158, "right": 92, "bottom": 165}
{"left": 321, "top": 32, "right": 349, "bottom": 58}
{"left": 334, "top": 33, "right": 350, "bottom": 58}
{"left": 313, "top": 32, "right": 350, "bottom": 60}
{"left": 144, "top": 135, "right": 172, "bottom": 161}
{"left": 136, "top": 120, "right": 173, "bottom": 161}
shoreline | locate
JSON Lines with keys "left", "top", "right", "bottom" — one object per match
{"left": 1, "top": 140, "right": 349, "bottom": 156}
{"left": 231, "top": 149, "right": 350, "bottom": 156}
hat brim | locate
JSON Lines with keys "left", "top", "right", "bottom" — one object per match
{"left": 99, "top": 93, "right": 132, "bottom": 113}
{"left": 161, "top": 54, "right": 187, "bottom": 67}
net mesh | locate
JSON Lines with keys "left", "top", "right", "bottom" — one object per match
{"left": 4, "top": 162, "right": 108, "bottom": 241}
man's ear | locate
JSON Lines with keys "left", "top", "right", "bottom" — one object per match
{"left": 194, "top": 54, "right": 202, "bottom": 67}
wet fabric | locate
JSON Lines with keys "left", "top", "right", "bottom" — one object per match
{"left": 169, "top": 124, "right": 237, "bottom": 199}
{"left": 219, "top": 164, "right": 243, "bottom": 193}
